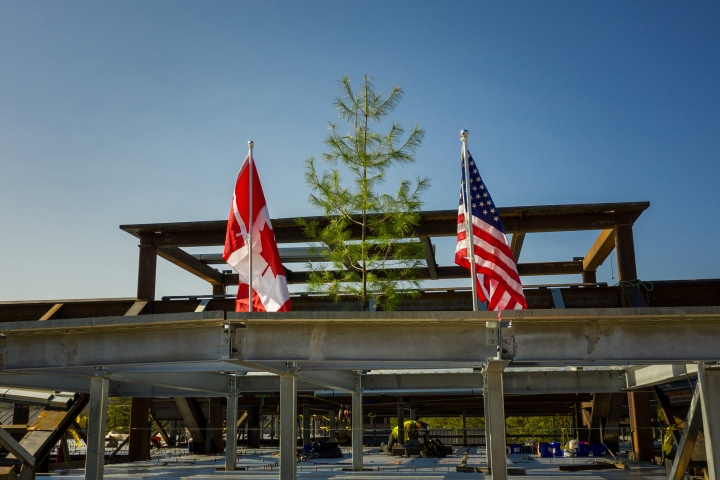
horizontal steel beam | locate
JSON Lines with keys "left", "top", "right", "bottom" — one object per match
{"left": 626, "top": 364, "right": 699, "bottom": 389}
{"left": 233, "top": 307, "right": 720, "bottom": 367}
{"left": 0, "top": 369, "right": 627, "bottom": 397}
{"left": 1, "top": 308, "right": 719, "bottom": 375}
{"left": 120, "top": 202, "right": 650, "bottom": 246}
{"left": 0, "top": 311, "right": 232, "bottom": 371}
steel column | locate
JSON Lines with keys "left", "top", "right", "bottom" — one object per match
{"left": 329, "top": 408, "right": 335, "bottom": 442}
{"left": 698, "top": 365, "right": 720, "bottom": 479}
{"left": 397, "top": 398, "right": 404, "bottom": 444}
{"left": 85, "top": 377, "right": 109, "bottom": 480}
{"left": 352, "top": 392, "right": 363, "bottom": 471}
{"left": 279, "top": 375, "right": 297, "bottom": 480}
{"left": 136, "top": 237, "right": 157, "bottom": 301}
{"left": 302, "top": 403, "right": 311, "bottom": 446}
{"left": 485, "top": 360, "right": 509, "bottom": 480}
{"left": 668, "top": 384, "right": 702, "bottom": 480}
{"left": 483, "top": 373, "right": 491, "bottom": 469}
{"left": 225, "top": 377, "right": 238, "bottom": 472}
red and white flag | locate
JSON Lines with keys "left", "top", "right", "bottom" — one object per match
{"left": 455, "top": 151, "right": 527, "bottom": 311}
{"left": 223, "top": 155, "right": 291, "bottom": 312}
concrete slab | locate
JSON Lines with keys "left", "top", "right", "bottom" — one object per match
{"left": 39, "top": 449, "right": 667, "bottom": 479}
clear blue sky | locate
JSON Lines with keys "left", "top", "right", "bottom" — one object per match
{"left": 1, "top": 1, "right": 718, "bottom": 301}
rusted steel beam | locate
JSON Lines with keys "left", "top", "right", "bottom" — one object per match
{"left": 157, "top": 247, "right": 223, "bottom": 285}
{"left": 221, "top": 261, "right": 582, "bottom": 286}
{"left": 583, "top": 229, "right": 615, "bottom": 273}
{"left": 510, "top": 233, "right": 525, "bottom": 263}
{"left": 136, "top": 236, "right": 157, "bottom": 301}
{"left": 120, "top": 203, "right": 650, "bottom": 247}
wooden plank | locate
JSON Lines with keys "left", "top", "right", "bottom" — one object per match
{"left": 124, "top": 301, "right": 147, "bottom": 316}
{"left": 157, "top": 247, "right": 223, "bottom": 285}
{"left": 510, "top": 233, "right": 525, "bottom": 263}
{"left": 38, "top": 304, "right": 62, "bottom": 322}
{"left": 582, "top": 229, "right": 615, "bottom": 273}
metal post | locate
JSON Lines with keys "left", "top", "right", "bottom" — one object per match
{"left": 698, "top": 364, "right": 720, "bottom": 479}
{"left": 329, "top": 409, "right": 336, "bottom": 442}
{"left": 225, "top": 377, "right": 238, "bottom": 472}
{"left": 397, "top": 398, "right": 405, "bottom": 445}
{"left": 247, "top": 141, "right": 254, "bottom": 312}
{"left": 483, "top": 372, "right": 492, "bottom": 470}
{"left": 409, "top": 408, "right": 416, "bottom": 421}
{"left": 460, "top": 129, "right": 479, "bottom": 312}
{"left": 352, "top": 392, "right": 363, "bottom": 471}
{"left": 302, "top": 404, "right": 311, "bottom": 446}
{"left": 280, "top": 375, "right": 297, "bottom": 480}
{"left": 668, "top": 384, "right": 702, "bottom": 480}
{"left": 85, "top": 377, "right": 109, "bottom": 480}
{"left": 485, "top": 360, "right": 509, "bottom": 480}
{"left": 462, "top": 410, "right": 468, "bottom": 446}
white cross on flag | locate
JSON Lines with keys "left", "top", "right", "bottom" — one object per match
{"left": 223, "top": 156, "right": 291, "bottom": 312}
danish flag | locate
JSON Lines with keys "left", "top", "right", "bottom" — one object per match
{"left": 223, "top": 156, "right": 291, "bottom": 312}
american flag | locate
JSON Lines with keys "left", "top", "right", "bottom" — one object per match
{"left": 455, "top": 151, "right": 527, "bottom": 311}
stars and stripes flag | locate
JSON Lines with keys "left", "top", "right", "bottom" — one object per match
{"left": 223, "top": 155, "right": 292, "bottom": 312}
{"left": 455, "top": 151, "right": 527, "bottom": 311}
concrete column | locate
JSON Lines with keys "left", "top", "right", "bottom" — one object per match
{"left": 280, "top": 376, "right": 297, "bottom": 480}
{"left": 226, "top": 378, "right": 238, "bottom": 472}
{"left": 698, "top": 364, "right": 720, "bottom": 479}
{"left": 302, "top": 404, "right": 311, "bottom": 446}
{"left": 85, "top": 377, "right": 109, "bottom": 480}
{"left": 329, "top": 409, "right": 336, "bottom": 442}
{"left": 396, "top": 398, "right": 405, "bottom": 445}
{"left": 352, "top": 392, "right": 363, "bottom": 472}
{"left": 485, "top": 360, "right": 509, "bottom": 480}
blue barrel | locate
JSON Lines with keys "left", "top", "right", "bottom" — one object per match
{"left": 539, "top": 443, "right": 552, "bottom": 457}
{"left": 508, "top": 444, "right": 522, "bottom": 454}
{"left": 591, "top": 443, "right": 607, "bottom": 456}
{"left": 549, "top": 441, "right": 562, "bottom": 456}
{"left": 577, "top": 442, "right": 590, "bottom": 457}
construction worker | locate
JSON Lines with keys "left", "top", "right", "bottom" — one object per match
{"left": 381, "top": 420, "right": 430, "bottom": 453}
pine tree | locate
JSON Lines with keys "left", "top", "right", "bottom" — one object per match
{"left": 300, "top": 75, "right": 430, "bottom": 310}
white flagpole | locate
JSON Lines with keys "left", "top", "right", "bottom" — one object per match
{"left": 247, "top": 140, "right": 254, "bottom": 313}
{"left": 461, "top": 130, "right": 479, "bottom": 312}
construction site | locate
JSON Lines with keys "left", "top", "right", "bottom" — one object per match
{"left": 0, "top": 200, "right": 717, "bottom": 480}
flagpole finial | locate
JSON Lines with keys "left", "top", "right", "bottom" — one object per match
{"left": 248, "top": 140, "right": 254, "bottom": 150}
{"left": 460, "top": 130, "right": 468, "bottom": 142}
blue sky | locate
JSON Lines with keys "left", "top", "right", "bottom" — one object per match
{"left": 1, "top": 1, "right": 718, "bottom": 301}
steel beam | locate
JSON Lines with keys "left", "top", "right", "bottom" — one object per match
{"left": 352, "top": 392, "right": 363, "bottom": 471}
{"left": 226, "top": 377, "right": 238, "bottom": 472}
{"left": 120, "top": 202, "right": 650, "bottom": 246}
{"left": 157, "top": 247, "right": 223, "bottom": 285}
{"left": 625, "top": 364, "right": 698, "bottom": 389}
{"left": 668, "top": 384, "right": 702, "bottom": 480}
{"left": 698, "top": 364, "right": 720, "bottom": 479}
{"left": 583, "top": 229, "right": 615, "bottom": 273}
{"left": 485, "top": 360, "right": 509, "bottom": 480}
{"left": 279, "top": 375, "right": 297, "bottom": 480}
{"left": 85, "top": 377, "right": 109, "bottom": 480}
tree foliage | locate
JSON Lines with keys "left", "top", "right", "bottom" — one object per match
{"left": 301, "top": 75, "right": 430, "bottom": 310}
